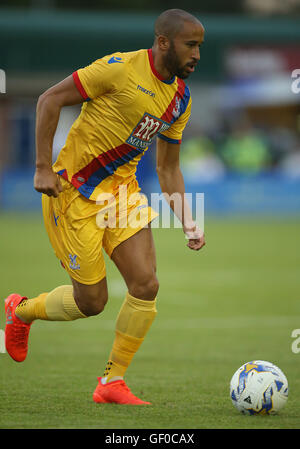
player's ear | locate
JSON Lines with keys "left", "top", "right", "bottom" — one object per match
{"left": 156, "top": 35, "right": 171, "bottom": 51}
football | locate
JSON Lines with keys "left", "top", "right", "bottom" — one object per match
{"left": 230, "top": 360, "right": 288, "bottom": 415}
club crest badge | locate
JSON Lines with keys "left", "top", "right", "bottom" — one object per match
{"left": 172, "top": 96, "right": 181, "bottom": 119}
{"left": 69, "top": 254, "right": 80, "bottom": 270}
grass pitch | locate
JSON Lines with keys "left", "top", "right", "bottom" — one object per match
{"left": 0, "top": 212, "right": 299, "bottom": 429}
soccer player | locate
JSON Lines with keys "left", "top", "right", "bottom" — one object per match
{"left": 5, "top": 9, "right": 205, "bottom": 405}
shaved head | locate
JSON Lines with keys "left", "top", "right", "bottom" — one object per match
{"left": 152, "top": 9, "right": 204, "bottom": 80}
{"left": 154, "top": 9, "right": 201, "bottom": 41}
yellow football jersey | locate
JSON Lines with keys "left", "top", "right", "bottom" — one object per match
{"left": 53, "top": 48, "right": 192, "bottom": 200}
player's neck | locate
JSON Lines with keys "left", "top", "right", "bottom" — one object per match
{"left": 151, "top": 47, "right": 174, "bottom": 82}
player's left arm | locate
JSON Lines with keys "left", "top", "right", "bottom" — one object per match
{"left": 156, "top": 137, "right": 205, "bottom": 251}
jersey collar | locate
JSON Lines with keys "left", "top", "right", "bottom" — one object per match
{"left": 147, "top": 49, "right": 175, "bottom": 85}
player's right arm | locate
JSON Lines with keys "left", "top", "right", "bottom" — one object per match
{"left": 34, "top": 75, "right": 84, "bottom": 197}
{"left": 35, "top": 56, "right": 127, "bottom": 197}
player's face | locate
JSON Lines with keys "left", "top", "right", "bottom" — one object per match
{"left": 164, "top": 21, "right": 205, "bottom": 79}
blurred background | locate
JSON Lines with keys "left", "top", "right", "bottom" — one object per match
{"left": 0, "top": 0, "right": 300, "bottom": 215}
{"left": 1, "top": 2, "right": 300, "bottom": 429}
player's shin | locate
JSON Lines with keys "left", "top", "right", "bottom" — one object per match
{"left": 102, "top": 292, "right": 157, "bottom": 383}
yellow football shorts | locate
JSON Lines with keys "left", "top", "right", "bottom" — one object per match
{"left": 42, "top": 178, "right": 158, "bottom": 285}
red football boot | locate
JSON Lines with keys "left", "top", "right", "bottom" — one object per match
{"left": 4, "top": 294, "right": 32, "bottom": 362}
{"left": 93, "top": 377, "right": 151, "bottom": 405}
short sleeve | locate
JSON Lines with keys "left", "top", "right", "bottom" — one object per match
{"left": 158, "top": 96, "right": 192, "bottom": 144}
{"left": 72, "top": 53, "right": 128, "bottom": 100}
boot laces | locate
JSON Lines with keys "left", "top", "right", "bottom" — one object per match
{"left": 14, "top": 321, "right": 30, "bottom": 344}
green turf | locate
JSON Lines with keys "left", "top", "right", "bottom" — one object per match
{"left": 0, "top": 212, "right": 299, "bottom": 429}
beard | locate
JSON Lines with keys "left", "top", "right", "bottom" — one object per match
{"left": 163, "top": 40, "right": 189, "bottom": 79}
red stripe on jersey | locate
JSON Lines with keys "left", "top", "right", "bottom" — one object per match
{"left": 160, "top": 78, "right": 186, "bottom": 123}
{"left": 72, "top": 71, "right": 89, "bottom": 100}
{"left": 71, "top": 143, "right": 134, "bottom": 188}
{"left": 147, "top": 48, "right": 165, "bottom": 81}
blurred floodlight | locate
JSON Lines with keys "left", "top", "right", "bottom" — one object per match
{"left": 245, "top": 0, "right": 300, "bottom": 14}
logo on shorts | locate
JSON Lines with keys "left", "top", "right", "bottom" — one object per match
{"left": 69, "top": 254, "right": 80, "bottom": 270}
{"left": 53, "top": 212, "right": 59, "bottom": 226}
{"left": 126, "top": 112, "right": 170, "bottom": 150}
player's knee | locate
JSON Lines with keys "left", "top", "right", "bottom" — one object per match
{"left": 148, "top": 276, "right": 159, "bottom": 298}
{"left": 74, "top": 289, "right": 108, "bottom": 317}
{"left": 89, "top": 294, "right": 108, "bottom": 316}
{"left": 130, "top": 274, "right": 159, "bottom": 300}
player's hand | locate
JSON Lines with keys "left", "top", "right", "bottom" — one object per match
{"left": 184, "top": 224, "right": 206, "bottom": 251}
{"left": 34, "top": 166, "right": 63, "bottom": 197}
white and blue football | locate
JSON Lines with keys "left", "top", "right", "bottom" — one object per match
{"left": 230, "top": 360, "right": 288, "bottom": 415}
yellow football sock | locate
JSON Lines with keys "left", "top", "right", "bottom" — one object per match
{"left": 15, "top": 285, "right": 86, "bottom": 323}
{"left": 103, "top": 292, "right": 157, "bottom": 382}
